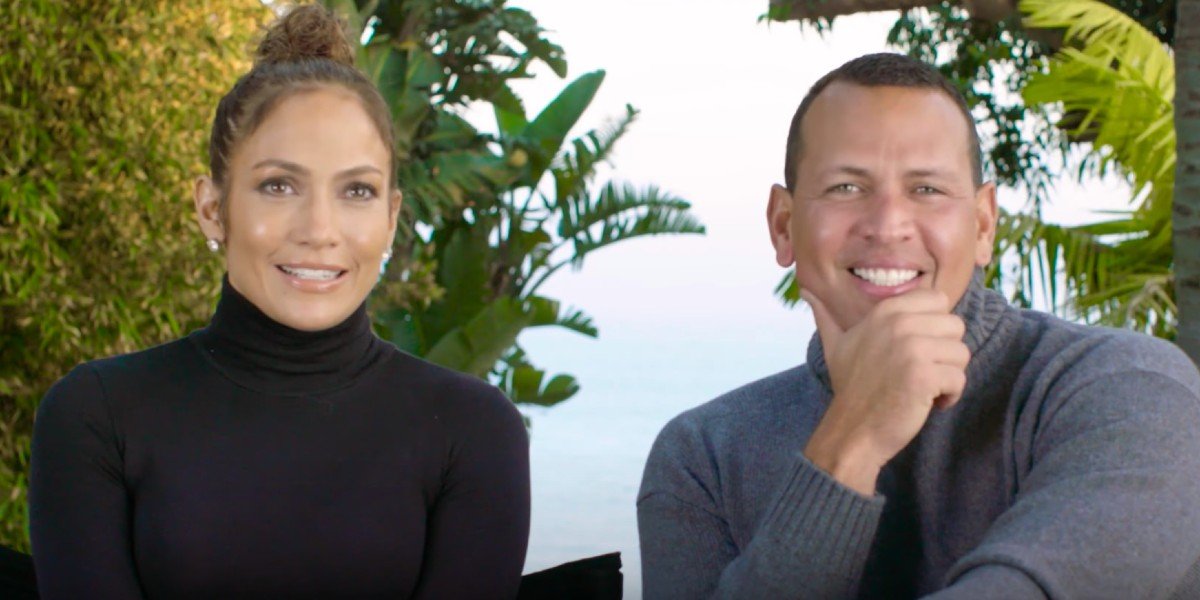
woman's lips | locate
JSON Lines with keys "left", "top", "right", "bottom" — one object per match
{"left": 275, "top": 264, "right": 348, "bottom": 292}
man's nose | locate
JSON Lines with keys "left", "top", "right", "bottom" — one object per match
{"left": 853, "top": 188, "right": 915, "bottom": 243}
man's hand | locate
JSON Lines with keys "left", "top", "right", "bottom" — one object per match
{"left": 801, "top": 289, "right": 969, "bottom": 496}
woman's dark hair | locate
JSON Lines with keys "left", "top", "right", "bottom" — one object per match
{"left": 207, "top": 4, "right": 395, "bottom": 200}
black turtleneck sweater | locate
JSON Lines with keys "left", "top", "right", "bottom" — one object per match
{"left": 29, "top": 280, "right": 530, "bottom": 599}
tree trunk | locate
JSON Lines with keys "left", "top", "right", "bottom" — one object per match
{"left": 1174, "top": 0, "right": 1200, "bottom": 365}
{"left": 766, "top": 0, "right": 1014, "bottom": 22}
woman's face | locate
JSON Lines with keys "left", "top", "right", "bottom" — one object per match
{"left": 195, "top": 86, "right": 400, "bottom": 331}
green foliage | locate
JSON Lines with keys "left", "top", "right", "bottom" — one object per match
{"left": 335, "top": 0, "right": 705, "bottom": 408}
{"left": 0, "top": 0, "right": 272, "bottom": 549}
{"left": 1023, "top": 0, "right": 1175, "bottom": 212}
{"left": 1005, "top": 0, "right": 1177, "bottom": 336}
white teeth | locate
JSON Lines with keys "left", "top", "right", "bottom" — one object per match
{"left": 852, "top": 268, "right": 919, "bottom": 287}
{"left": 280, "top": 266, "right": 340, "bottom": 281}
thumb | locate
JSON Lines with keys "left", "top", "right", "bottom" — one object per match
{"left": 801, "top": 289, "right": 844, "bottom": 354}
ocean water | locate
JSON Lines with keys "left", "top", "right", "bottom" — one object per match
{"left": 516, "top": 259, "right": 812, "bottom": 599}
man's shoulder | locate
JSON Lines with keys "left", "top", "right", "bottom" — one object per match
{"left": 1019, "top": 310, "right": 1200, "bottom": 393}
{"left": 642, "top": 364, "right": 826, "bottom": 486}
{"left": 638, "top": 364, "right": 823, "bottom": 508}
{"left": 661, "top": 364, "right": 819, "bottom": 440}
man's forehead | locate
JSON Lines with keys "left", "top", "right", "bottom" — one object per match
{"left": 799, "top": 84, "right": 973, "bottom": 166}
{"left": 818, "top": 164, "right": 963, "bottom": 179}
{"left": 806, "top": 81, "right": 965, "bottom": 124}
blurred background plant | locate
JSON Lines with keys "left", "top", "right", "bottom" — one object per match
{"left": 0, "top": 0, "right": 272, "bottom": 550}
{"left": 0, "top": 0, "right": 702, "bottom": 549}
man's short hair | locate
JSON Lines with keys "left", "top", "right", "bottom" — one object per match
{"left": 784, "top": 53, "right": 983, "bottom": 192}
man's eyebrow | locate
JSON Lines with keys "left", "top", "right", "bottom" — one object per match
{"left": 905, "top": 168, "right": 954, "bottom": 179}
{"left": 825, "top": 165, "right": 872, "bottom": 178}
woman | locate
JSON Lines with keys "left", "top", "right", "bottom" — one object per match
{"left": 28, "top": 5, "right": 530, "bottom": 598}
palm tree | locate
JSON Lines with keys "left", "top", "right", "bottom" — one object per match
{"left": 382, "top": 72, "right": 704, "bottom": 407}
{"left": 1174, "top": 0, "right": 1200, "bottom": 362}
{"left": 1002, "top": 0, "right": 1177, "bottom": 336}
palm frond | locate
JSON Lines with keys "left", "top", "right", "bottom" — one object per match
{"left": 1021, "top": 0, "right": 1175, "bottom": 214}
{"left": 551, "top": 104, "right": 638, "bottom": 204}
{"left": 558, "top": 182, "right": 706, "bottom": 265}
{"left": 496, "top": 347, "right": 580, "bottom": 408}
{"left": 992, "top": 208, "right": 1175, "bottom": 334}
{"left": 524, "top": 296, "right": 599, "bottom": 338}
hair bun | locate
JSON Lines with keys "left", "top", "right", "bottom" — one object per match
{"left": 255, "top": 4, "right": 355, "bottom": 67}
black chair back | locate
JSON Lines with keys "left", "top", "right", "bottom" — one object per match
{"left": 517, "top": 552, "right": 622, "bottom": 600}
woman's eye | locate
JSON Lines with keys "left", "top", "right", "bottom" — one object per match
{"left": 346, "top": 182, "right": 378, "bottom": 200}
{"left": 258, "top": 179, "right": 294, "bottom": 195}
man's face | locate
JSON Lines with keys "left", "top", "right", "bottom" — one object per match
{"left": 768, "top": 82, "right": 997, "bottom": 331}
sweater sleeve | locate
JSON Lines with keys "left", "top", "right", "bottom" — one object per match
{"left": 929, "top": 337, "right": 1200, "bottom": 599}
{"left": 411, "top": 383, "right": 530, "bottom": 600}
{"left": 637, "top": 416, "right": 884, "bottom": 599}
{"left": 29, "top": 364, "right": 144, "bottom": 599}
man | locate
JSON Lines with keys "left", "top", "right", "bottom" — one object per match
{"left": 637, "top": 53, "right": 1200, "bottom": 599}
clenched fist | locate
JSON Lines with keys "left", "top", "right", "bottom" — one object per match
{"left": 801, "top": 288, "right": 970, "bottom": 496}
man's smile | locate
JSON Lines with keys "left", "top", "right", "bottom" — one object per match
{"left": 850, "top": 267, "right": 921, "bottom": 287}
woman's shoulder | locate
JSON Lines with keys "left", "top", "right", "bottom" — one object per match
{"left": 77, "top": 336, "right": 202, "bottom": 392}
{"left": 39, "top": 337, "right": 198, "bottom": 414}
{"left": 376, "top": 345, "right": 522, "bottom": 429}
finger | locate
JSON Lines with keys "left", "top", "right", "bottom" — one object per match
{"left": 801, "top": 290, "right": 844, "bottom": 353}
{"left": 904, "top": 337, "right": 971, "bottom": 369}
{"left": 933, "top": 393, "right": 959, "bottom": 411}
{"left": 874, "top": 288, "right": 952, "bottom": 317}
{"left": 888, "top": 313, "right": 966, "bottom": 341}
{"left": 932, "top": 365, "right": 967, "bottom": 408}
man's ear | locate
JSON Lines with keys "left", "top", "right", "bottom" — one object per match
{"left": 767, "top": 184, "right": 796, "bottom": 267}
{"left": 193, "top": 176, "right": 225, "bottom": 242}
{"left": 974, "top": 181, "right": 999, "bottom": 267}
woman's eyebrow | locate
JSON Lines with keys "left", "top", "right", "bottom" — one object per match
{"left": 251, "top": 158, "right": 308, "bottom": 174}
{"left": 249, "top": 160, "right": 382, "bottom": 178}
{"left": 337, "top": 165, "right": 383, "bottom": 178}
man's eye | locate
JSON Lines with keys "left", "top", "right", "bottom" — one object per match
{"left": 346, "top": 182, "right": 378, "bottom": 200}
{"left": 828, "top": 183, "right": 861, "bottom": 194}
{"left": 259, "top": 179, "right": 295, "bottom": 195}
{"left": 914, "top": 185, "right": 941, "bottom": 195}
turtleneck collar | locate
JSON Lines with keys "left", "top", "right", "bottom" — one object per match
{"left": 805, "top": 270, "right": 1012, "bottom": 396}
{"left": 191, "top": 276, "right": 387, "bottom": 395}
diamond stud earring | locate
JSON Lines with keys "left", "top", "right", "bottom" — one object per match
{"left": 206, "top": 239, "right": 220, "bottom": 252}
{"left": 379, "top": 249, "right": 392, "bottom": 276}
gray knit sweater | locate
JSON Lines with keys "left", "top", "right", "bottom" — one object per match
{"left": 637, "top": 280, "right": 1200, "bottom": 599}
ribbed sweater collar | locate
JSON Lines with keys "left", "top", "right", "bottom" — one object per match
{"left": 805, "top": 271, "right": 1012, "bottom": 396}
{"left": 192, "top": 276, "right": 385, "bottom": 395}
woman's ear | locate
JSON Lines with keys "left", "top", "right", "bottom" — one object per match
{"left": 388, "top": 189, "right": 408, "bottom": 243}
{"left": 194, "top": 176, "right": 225, "bottom": 242}
{"left": 387, "top": 189, "right": 403, "bottom": 240}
